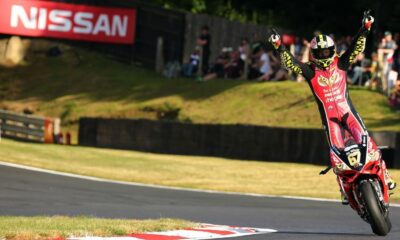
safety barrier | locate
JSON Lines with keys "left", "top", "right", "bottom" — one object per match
{"left": 0, "top": 109, "right": 59, "bottom": 143}
{"left": 79, "top": 118, "right": 400, "bottom": 168}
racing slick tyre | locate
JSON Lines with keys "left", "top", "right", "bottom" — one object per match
{"left": 360, "top": 181, "right": 391, "bottom": 236}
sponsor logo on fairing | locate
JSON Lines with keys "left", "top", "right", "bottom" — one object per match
{"left": 0, "top": 0, "right": 136, "bottom": 44}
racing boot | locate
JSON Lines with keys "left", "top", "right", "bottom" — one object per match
{"left": 340, "top": 190, "right": 349, "bottom": 205}
{"left": 383, "top": 164, "right": 396, "bottom": 190}
{"left": 381, "top": 159, "right": 396, "bottom": 190}
{"left": 336, "top": 176, "right": 349, "bottom": 205}
{"left": 388, "top": 177, "right": 396, "bottom": 190}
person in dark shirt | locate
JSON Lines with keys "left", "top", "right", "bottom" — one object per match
{"left": 197, "top": 25, "right": 211, "bottom": 74}
{"left": 225, "top": 50, "right": 244, "bottom": 79}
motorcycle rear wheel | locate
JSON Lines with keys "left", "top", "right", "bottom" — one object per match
{"left": 359, "top": 181, "right": 391, "bottom": 236}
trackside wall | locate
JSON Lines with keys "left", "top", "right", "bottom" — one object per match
{"left": 79, "top": 118, "right": 399, "bottom": 168}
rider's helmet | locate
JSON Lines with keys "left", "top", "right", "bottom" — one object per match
{"left": 310, "top": 34, "right": 336, "bottom": 69}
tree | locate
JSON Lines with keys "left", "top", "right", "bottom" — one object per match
{"left": 146, "top": 0, "right": 400, "bottom": 36}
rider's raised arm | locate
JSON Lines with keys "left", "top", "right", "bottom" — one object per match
{"left": 268, "top": 32, "right": 314, "bottom": 81}
{"left": 338, "top": 11, "right": 374, "bottom": 70}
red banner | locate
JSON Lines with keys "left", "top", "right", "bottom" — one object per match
{"left": 0, "top": 0, "right": 136, "bottom": 44}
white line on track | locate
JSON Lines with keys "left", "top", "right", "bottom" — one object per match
{"left": 1, "top": 161, "right": 399, "bottom": 207}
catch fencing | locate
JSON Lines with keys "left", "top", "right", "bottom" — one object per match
{"left": 79, "top": 118, "right": 399, "bottom": 168}
{"left": 0, "top": 109, "right": 59, "bottom": 143}
{"left": 182, "top": 13, "right": 271, "bottom": 64}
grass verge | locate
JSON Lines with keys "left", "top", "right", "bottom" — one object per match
{"left": 0, "top": 216, "right": 193, "bottom": 240}
{"left": 0, "top": 138, "right": 398, "bottom": 202}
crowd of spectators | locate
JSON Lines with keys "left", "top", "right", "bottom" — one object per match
{"left": 176, "top": 25, "right": 400, "bottom": 109}
{"left": 181, "top": 26, "right": 290, "bottom": 82}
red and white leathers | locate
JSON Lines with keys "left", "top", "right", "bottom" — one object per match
{"left": 309, "top": 56, "right": 374, "bottom": 156}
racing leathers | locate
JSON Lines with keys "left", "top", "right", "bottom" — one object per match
{"left": 271, "top": 27, "right": 394, "bottom": 192}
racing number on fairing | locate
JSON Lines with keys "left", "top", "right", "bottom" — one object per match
{"left": 348, "top": 151, "right": 361, "bottom": 166}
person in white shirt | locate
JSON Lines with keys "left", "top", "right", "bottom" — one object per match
{"left": 257, "top": 46, "right": 273, "bottom": 81}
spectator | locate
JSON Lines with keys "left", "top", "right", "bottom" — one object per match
{"left": 202, "top": 48, "right": 230, "bottom": 81}
{"left": 182, "top": 48, "right": 200, "bottom": 77}
{"left": 247, "top": 46, "right": 260, "bottom": 79}
{"left": 239, "top": 38, "right": 251, "bottom": 79}
{"left": 393, "top": 32, "right": 400, "bottom": 76}
{"left": 338, "top": 36, "right": 353, "bottom": 54}
{"left": 268, "top": 51, "right": 289, "bottom": 81}
{"left": 348, "top": 53, "right": 368, "bottom": 85}
{"left": 365, "top": 52, "right": 380, "bottom": 89}
{"left": 294, "top": 37, "right": 303, "bottom": 57}
{"left": 336, "top": 37, "right": 348, "bottom": 55}
{"left": 296, "top": 38, "right": 310, "bottom": 82}
{"left": 389, "top": 80, "right": 400, "bottom": 110}
{"left": 378, "top": 31, "right": 398, "bottom": 94}
{"left": 247, "top": 45, "right": 273, "bottom": 81}
{"left": 239, "top": 38, "right": 251, "bottom": 62}
{"left": 225, "top": 50, "right": 244, "bottom": 79}
{"left": 257, "top": 47, "right": 274, "bottom": 81}
{"left": 197, "top": 25, "right": 211, "bottom": 74}
{"left": 250, "top": 32, "right": 263, "bottom": 52}
{"left": 299, "top": 38, "right": 310, "bottom": 62}
{"left": 202, "top": 48, "right": 244, "bottom": 81}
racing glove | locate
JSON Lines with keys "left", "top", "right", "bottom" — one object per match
{"left": 362, "top": 10, "right": 374, "bottom": 31}
{"left": 268, "top": 29, "right": 281, "bottom": 50}
{"left": 359, "top": 10, "right": 374, "bottom": 36}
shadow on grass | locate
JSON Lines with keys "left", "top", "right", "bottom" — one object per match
{"left": 0, "top": 49, "right": 246, "bottom": 103}
{"left": 363, "top": 117, "right": 400, "bottom": 129}
{"left": 362, "top": 100, "right": 400, "bottom": 130}
{"left": 272, "top": 95, "right": 314, "bottom": 111}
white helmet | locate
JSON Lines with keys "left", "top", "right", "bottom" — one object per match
{"left": 310, "top": 34, "right": 336, "bottom": 68}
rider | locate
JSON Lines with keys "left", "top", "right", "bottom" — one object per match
{"left": 268, "top": 12, "right": 396, "bottom": 204}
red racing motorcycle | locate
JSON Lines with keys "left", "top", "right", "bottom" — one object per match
{"left": 321, "top": 134, "right": 392, "bottom": 236}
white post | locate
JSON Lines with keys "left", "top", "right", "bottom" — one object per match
{"left": 53, "top": 118, "right": 60, "bottom": 136}
{"left": 241, "top": 53, "right": 249, "bottom": 80}
{"left": 155, "top": 37, "right": 164, "bottom": 73}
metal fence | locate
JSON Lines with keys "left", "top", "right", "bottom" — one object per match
{"left": 183, "top": 13, "right": 271, "bottom": 64}
{"left": 0, "top": 109, "right": 59, "bottom": 143}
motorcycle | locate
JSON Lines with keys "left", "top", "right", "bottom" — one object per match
{"left": 320, "top": 134, "right": 392, "bottom": 236}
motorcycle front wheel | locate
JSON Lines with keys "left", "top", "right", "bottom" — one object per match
{"left": 359, "top": 181, "right": 391, "bottom": 236}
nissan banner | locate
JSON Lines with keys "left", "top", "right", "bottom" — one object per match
{"left": 0, "top": 0, "right": 137, "bottom": 44}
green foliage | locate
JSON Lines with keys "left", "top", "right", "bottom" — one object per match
{"left": 146, "top": 0, "right": 271, "bottom": 25}
{"left": 191, "top": 0, "right": 206, "bottom": 13}
{"left": 145, "top": 0, "right": 400, "bottom": 36}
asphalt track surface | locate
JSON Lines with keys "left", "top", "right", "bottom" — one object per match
{"left": 0, "top": 164, "right": 399, "bottom": 240}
